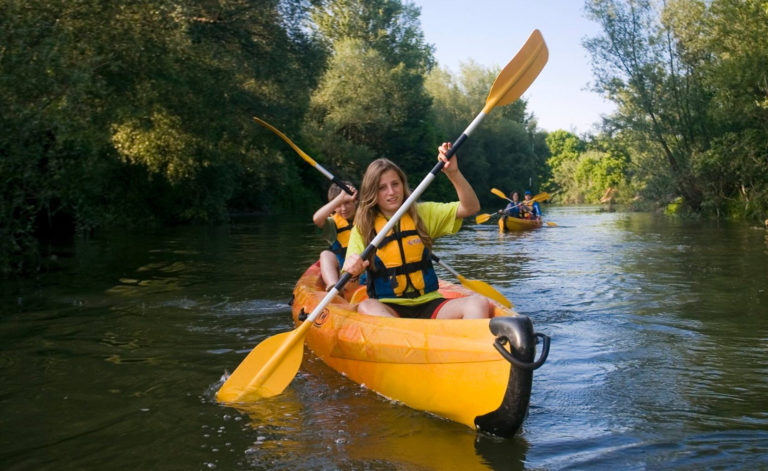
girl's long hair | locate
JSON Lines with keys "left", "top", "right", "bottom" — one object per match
{"left": 354, "top": 158, "right": 432, "bottom": 263}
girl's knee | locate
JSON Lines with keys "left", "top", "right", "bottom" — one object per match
{"left": 469, "top": 295, "right": 492, "bottom": 318}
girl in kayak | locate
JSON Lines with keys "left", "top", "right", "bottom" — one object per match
{"left": 312, "top": 181, "right": 359, "bottom": 291}
{"left": 342, "top": 143, "right": 492, "bottom": 319}
{"left": 499, "top": 191, "right": 522, "bottom": 218}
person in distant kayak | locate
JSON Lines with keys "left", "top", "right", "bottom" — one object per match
{"left": 342, "top": 143, "right": 492, "bottom": 319}
{"left": 498, "top": 191, "right": 521, "bottom": 218}
{"left": 312, "top": 181, "right": 359, "bottom": 291}
{"left": 519, "top": 190, "right": 542, "bottom": 221}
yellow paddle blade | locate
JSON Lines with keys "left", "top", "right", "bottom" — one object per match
{"left": 475, "top": 213, "right": 493, "bottom": 224}
{"left": 546, "top": 221, "right": 558, "bottom": 227}
{"left": 531, "top": 192, "right": 550, "bottom": 203}
{"left": 483, "top": 30, "right": 548, "bottom": 113}
{"left": 216, "top": 326, "right": 307, "bottom": 403}
{"left": 253, "top": 117, "right": 318, "bottom": 167}
{"left": 491, "top": 188, "right": 509, "bottom": 200}
{"left": 457, "top": 275, "right": 512, "bottom": 308}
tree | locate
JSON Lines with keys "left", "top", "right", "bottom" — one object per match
{"left": 584, "top": 0, "right": 708, "bottom": 210}
{"left": 0, "top": 0, "right": 326, "bottom": 275}
{"left": 311, "top": 0, "right": 434, "bottom": 72}
{"left": 425, "top": 62, "right": 546, "bottom": 205}
{"left": 666, "top": 0, "right": 768, "bottom": 218}
{"left": 303, "top": 0, "right": 435, "bottom": 184}
{"left": 545, "top": 130, "right": 586, "bottom": 171}
{"left": 585, "top": 0, "right": 768, "bottom": 219}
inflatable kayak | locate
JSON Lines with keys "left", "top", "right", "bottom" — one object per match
{"left": 290, "top": 261, "right": 549, "bottom": 437}
{"left": 499, "top": 215, "right": 542, "bottom": 232}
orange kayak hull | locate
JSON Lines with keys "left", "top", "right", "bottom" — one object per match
{"left": 290, "top": 262, "right": 541, "bottom": 437}
{"left": 499, "top": 216, "right": 542, "bottom": 232}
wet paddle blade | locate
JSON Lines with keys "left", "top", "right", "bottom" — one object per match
{"left": 457, "top": 275, "right": 512, "bottom": 308}
{"left": 491, "top": 188, "right": 509, "bottom": 201}
{"left": 216, "top": 328, "right": 306, "bottom": 403}
{"left": 253, "top": 117, "right": 319, "bottom": 167}
{"left": 484, "top": 30, "right": 548, "bottom": 112}
{"left": 475, "top": 213, "right": 493, "bottom": 224}
{"left": 546, "top": 221, "right": 557, "bottom": 227}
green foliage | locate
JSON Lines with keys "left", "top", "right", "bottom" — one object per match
{"left": 424, "top": 62, "right": 547, "bottom": 205}
{"left": 0, "top": 0, "right": 326, "bottom": 275}
{"left": 545, "top": 130, "right": 630, "bottom": 204}
{"left": 584, "top": 0, "right": 708, "bottom": 209}
{"left": 311, "top": 0, "right": 435, "bottom": 72}
{"left": 304, "top": 0, "right": 434, "bottom": 183}
{"left": 545, "top": 130, "right": 586, "bottom": 173}
{"left": 584, "top": 0, "right": 768, "bottom": 221}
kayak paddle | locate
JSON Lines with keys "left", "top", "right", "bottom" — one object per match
{"left": 252, "top": 117, "right": 511, "bottom": 300}
{"left": 430, "top": 253, "right": 512, "bottom": 308}
{"left": 485, "top": 189, "right": 556, "bottom": 226}
{"left": 253, "top": 116, "right": 354, "bottom": 196}
{"left": 216, "top": 29, "right": 548, "bottom": 403}
{"left": 477, "top": 190, "right": 550, "bottom": 223}
{"left": 474, "top": 212, "right": 498, "bottom": 224}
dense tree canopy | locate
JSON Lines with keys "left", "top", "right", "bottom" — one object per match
{"left": 303, "top": 0, "right": 435, "bottom": 184}
{"left": 425, "top": 61, "right": 548, "bottom": 202}
{"left": 0, "top": 0, "right": 325, "bottom": 274}
{"left": 2, "top": 0, "right": 767, "bottom": 276}
{"left": 582, "top": 0, "right": 768, "bottom": 217}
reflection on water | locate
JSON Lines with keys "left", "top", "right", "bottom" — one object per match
{"left": 223, "top": 354, "right": 528, "bottom": 471}
{"left": 2, "top": 211, "right": 768, "bottom": 469}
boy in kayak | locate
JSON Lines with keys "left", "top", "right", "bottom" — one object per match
{"left": 342, "top": 143, "right": 492, "bottom": 319}
{"left": 312, "top": 181, "right": 359, "bottom": 291}
{"left": 498, "top": 191, "right": 522, "bottom": 218}
{"left": 520, "top": 190, "right": 542, "bottom": 221}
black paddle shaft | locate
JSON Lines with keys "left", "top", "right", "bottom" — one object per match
{"left": 332, "top": 176, "right": 355, "bottom": 196}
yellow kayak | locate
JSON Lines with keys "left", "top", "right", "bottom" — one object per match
{"left": 499, "top": 215, "right": 542, "bottom": 232}
{"left": 290, "top": 262, "right": 549, "bottom": 437}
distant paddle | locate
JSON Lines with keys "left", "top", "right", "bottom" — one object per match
{"left": 477, "top": 190, "right": 552, "bottom": 224}
{"left": 474, "top": 212, "right": 498, "bottom": 224}
{"left": 216, "top": 29, "right": 548, "bottom": 403}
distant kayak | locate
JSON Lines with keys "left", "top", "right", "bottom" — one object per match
{"left": 290, "top": 261, "right": 550, "bottom": 437}
{"left": 499, "top": 215, "right": 543, "bottom": 232}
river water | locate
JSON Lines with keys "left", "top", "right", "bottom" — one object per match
{"left": 1, "top": 206, "right": 767, "bottom": 470}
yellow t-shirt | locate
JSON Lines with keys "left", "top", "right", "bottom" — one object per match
{"left": 346, "top": 201, "right": 463, "bottom": 306}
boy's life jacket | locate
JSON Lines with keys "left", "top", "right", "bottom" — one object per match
{"left": 329, "top": 213, "right": 353, "bottom": 260}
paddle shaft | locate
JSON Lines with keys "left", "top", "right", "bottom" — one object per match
{"left": 313, "top": 161, "right": 354, "bottom": 195}
{"left": 502, "top": 201, "right": 536, "bottom": 216}
{"left": 253, "top": 116, "right": 354, "bottom": 196}
{"left": 430, "top": 253, "right": 461, "bottom": 279}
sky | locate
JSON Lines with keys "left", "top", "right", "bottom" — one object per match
{"left": 410, "top": 0, "right": 616, "bottom": 135}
